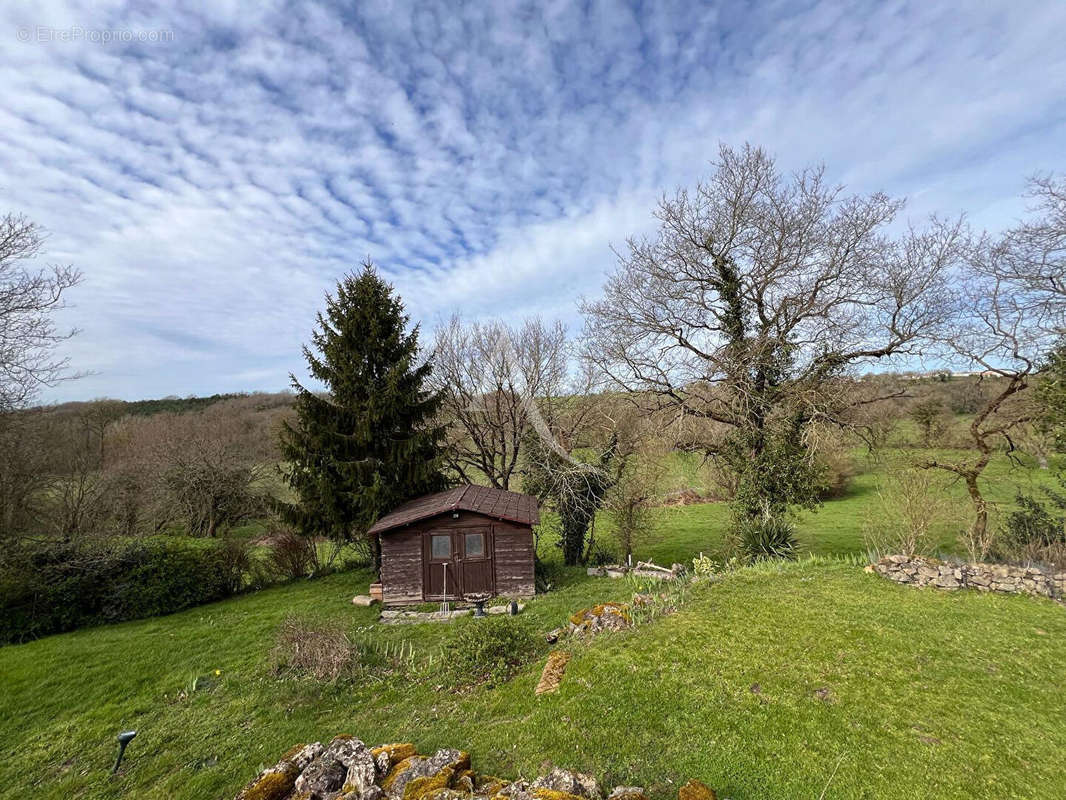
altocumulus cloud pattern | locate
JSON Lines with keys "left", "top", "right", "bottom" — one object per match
{"left": 3, "top": 0, "right": 1065, "bottom": 400}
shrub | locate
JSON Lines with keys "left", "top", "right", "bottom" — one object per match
{"left": 0, "top": 539, "right": 239, "bottom": 643}
{"left": 217, "top": 535, "right": 253, "bottom": 594}
{"left": 534, "top": 557, "right": 563, "bottom": 593}
{"left": 733, "top": 516, "right": 798, "bottom": 562}
{"left": 585, "top": 540, "right": 617, "bottom": 567}
{"left": 909, "top": 398, "right": 950, "bottom": 447}
{"left": 814, "top": 446, "right": 856, "bottom": 499}
{"left": 267, "top": 527, "right": 318, "bottom": 579}
{"left": 435, "top": 615, "right": 540, "bottom": 689}
{"left": 863, "top": 468, "right": 964, "bottom": 558}
{"left": 998, "top": 493, "right": 1066, "bottom": 564}
{"left": 700, "top": 459, "right": 739, "bottom": 501}
{"left": 271, "top": 617, "right": 359, "bottom": 681}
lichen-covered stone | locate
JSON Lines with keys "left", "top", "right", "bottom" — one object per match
{"left": 531, "top": 767, "right": 600, "bottom": 799}
{"left": 677, "top": 779, "right": 717, "bottom": 800}
{"left": 295, "top": 752, "right": 347, "bottom": 797}
{"left": 535, "top": 651, "right": 571, "bottom": 695}
{"left": 373, "top": 744, "right": 418, "bottom": 776}
{"left": 235, "top": 763, "right": 299, "bottom": 800}
{"left": 382, "top": 749, "right": 470, "bottom": 800}
{"left": 452, "top": 768, "right": 477, "bottom": 793}
{"left": 531, "top": 788, "right": 586, "bottom": 800}
{"left": 295, "top": 737, "right": 377, "bottom": 799}
{"left": 567, "top": 603, "right": 631, "bottom": 635}
{"left": 235, "top": 738, "right": 717, "bottom": 800}
{"left": 475, "top": 775, "right": 510, "bottom": 797}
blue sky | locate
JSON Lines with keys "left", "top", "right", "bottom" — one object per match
{"left": 4, "top": 0, "right": 1065, "bottom": 402}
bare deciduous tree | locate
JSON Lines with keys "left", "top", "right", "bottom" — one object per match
{"left": 582, "top": 143, "right": 963, "bottom": 525}
{"left": 432, "top": 315, "right": 568, "bottom": 489}
{"left": 0, "top": 212, "right": 81, "bottom": 412}
{"left": 998, "top": 175, "right": 1066, "bottom": 303}
{"left": 919, "top": 181, "right": 1066, "bottom": 557}
{"left": 132, "top": 405, "right": 272, "bottom": 537}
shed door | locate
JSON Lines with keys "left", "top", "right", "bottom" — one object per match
{"left": 424, "top": 531, "right": 458, "bottom": 600}
{"left": 458, "top": 527, "right": 494, "bottom": 596}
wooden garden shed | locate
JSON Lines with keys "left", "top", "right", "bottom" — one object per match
{"left": 368, "top": 485, "right": 539, "bottom": 606}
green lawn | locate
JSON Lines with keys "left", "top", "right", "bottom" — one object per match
{"left": 2, "top": 450, "right": 1065, "bottom": 799}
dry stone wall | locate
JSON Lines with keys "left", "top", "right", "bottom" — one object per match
{"left": 871, "top": 555, "right": 1065, "bottom": 601}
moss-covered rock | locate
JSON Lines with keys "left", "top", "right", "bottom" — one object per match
{"left": 382, "top": 756, "right": 420, "bottom": 794}
{"left": 476, "top": 775, "right": 510, "bottom": 797}
{"left": 404, "top": 768, "right": 456, "bottom": 800}
{"left": 531, "top": 767, "right": 600, "bottom": 799}
{"left": 677, "top": 779, "right": 717, "bottom": 800}
{"left": 373, "top": 743, "right": 418, "bottom": 774}
{"left": 383, "top": 749, "right": 470, "bottom": 800}
{"left": 234, "top": 764, "right": 298, "bottom": 800}
{"left": 234, "top": 737, "right": 695, "bottom": 800}
{"left": 568, "top": 602, "right": 631, "bottom": 635}
{"left": 531, "top": 788, "right": 585, "bottom": 800}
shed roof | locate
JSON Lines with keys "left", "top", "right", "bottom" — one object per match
{"left": 368, "top": 485, "right": 540, "bottom": 535}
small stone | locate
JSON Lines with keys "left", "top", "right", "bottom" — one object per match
{"left": 352, "top": 595, "right": 378, "bottom": 606}
{"left": 532, "top": 767, "right": 600, "bottom": 799}
{"left": 813, "top": 686, "right": 834, "bottom": 703}
{"left": 608, "top": 787, "right": 648, "bottom": 800}
{"left": 677, "top": 779, "right": 717, "bottom": 800}
{"left": 372, "top": 743, "right": 418, "bottom": 775}
{"left": 294, "top": 753, "right": 346, "bottom": 797}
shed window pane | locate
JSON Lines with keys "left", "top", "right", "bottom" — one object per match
{"left": 431, "top": 534, "right": 451, "bottom": 559}
{"left": 464, "top": 532, "right": 485, "bottom": 558}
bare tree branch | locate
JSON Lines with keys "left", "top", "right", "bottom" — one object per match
{"left": 0, "top": 212, "right": 82, "bottom": 412}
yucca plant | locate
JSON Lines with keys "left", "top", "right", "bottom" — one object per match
{"left": 736, "top": 516, "right": 798, "bottom": 562}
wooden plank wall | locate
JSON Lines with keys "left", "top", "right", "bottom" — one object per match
{"left": 379, "top": 528, "right": 423, "bottom": 605}
{"left": 379, "top": 511, "right": 536, "bottom": 605}
{"left": 492, "top": 520, "right": 536, "bottom": 598}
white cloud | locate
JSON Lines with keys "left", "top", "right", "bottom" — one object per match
{"left": 0, "top": 0, "right": 1063, "bottom": 401}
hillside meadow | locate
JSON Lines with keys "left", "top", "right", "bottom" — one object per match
{"left": 2, "top": 449, "right": 1065, "bottom": 800}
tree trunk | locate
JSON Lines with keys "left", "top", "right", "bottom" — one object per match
{"left": 562, "top": 520, "right": 585, "bottom": 566}
{"left": 964, "top": 473, "right": 989, "bottom": 561}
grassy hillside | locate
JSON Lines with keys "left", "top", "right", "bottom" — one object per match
{"left": 2, "top": 450, "right": 1064, "bottom": 799}
{"left": 2, "top": 559, "right": 1063, "bottom": 800}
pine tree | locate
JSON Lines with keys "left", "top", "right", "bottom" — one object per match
{"left": 278, "top": 262, "right": 446, "bottom": 572}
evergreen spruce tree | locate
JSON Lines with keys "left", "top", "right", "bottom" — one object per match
{"left": 278, "top": 262, "right": 446, "bottom": 573}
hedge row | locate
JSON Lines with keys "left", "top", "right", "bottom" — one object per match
{"left": 0, "top": 540, "right": 245, "bottom": 644}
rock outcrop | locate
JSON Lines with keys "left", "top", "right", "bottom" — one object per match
{"left": 234, "top": 739, "right": 720, "bottom": 800}
{"left": 568, "top": 602, "right": 632, "bottom": 635}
